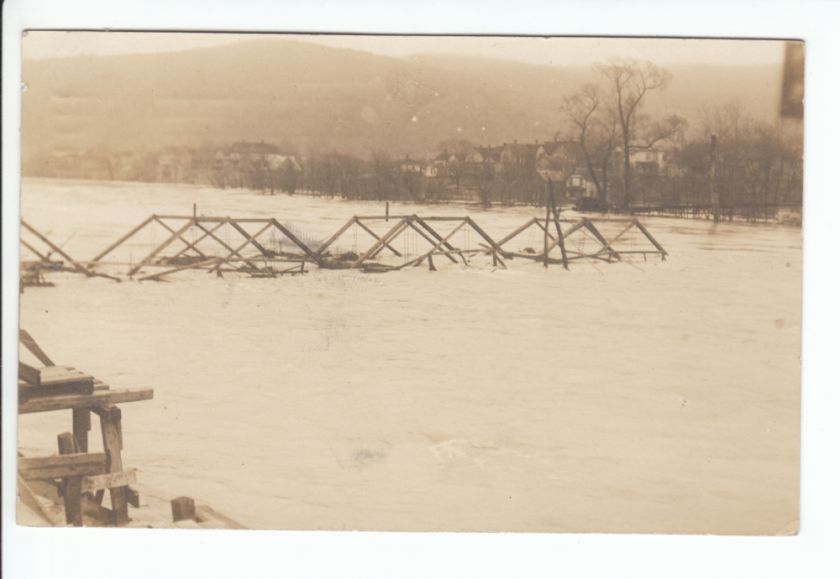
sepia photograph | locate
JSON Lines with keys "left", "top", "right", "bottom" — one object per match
{"left": 14, "top": 30, "right": 803, "bottom": 536}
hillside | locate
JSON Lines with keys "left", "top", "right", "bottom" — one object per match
{"left": 21, "top": 38, "right": 783, "bottom": 163}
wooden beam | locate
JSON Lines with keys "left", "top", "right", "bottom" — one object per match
{"left": 127, "top": 219, "right": 195, "bottom": 277}
{"left": 270, "top": 218, "right": 320, "bottom": 263}
{"left": 20, "top": 220, "right": 94, "bottom": 277}
{"left": 633, "top": 219, "right": 668, "bottom": 257}
{"left": 410, "top": 217, "right": 460, "bottom": 263}
{"left": 352, "top": 218, "right": 409, "bottom": 267}
{"left": 494, "top": 217, "right": 541, "bottom": 247}
{"left": 192, "top": 221, "right": 260, "bottom": 269}
{"left": 227, "top": 220, "right": 274, "bottom": 258}
{"left": 401, "top": 219, "right": 459, "bottom": 264}
{"left": 81, "top": 469, "right": 137, "bottom": 494}
{"left": 399, "top": 219, "right": 467, "bottom": 269}
{"left": 19, "top": 453, "right": 107, "bottom": 480}
{"left": 19, "top": 388, "right": 154, "bottom": 414}
{"left": 315, "top": 217, "right": 356, "bottom": 256}
{"left": 90, "top": 215, "right": 156, "bottom": 263}
{"left": 153, "top": 216, "right": 208, "bottom": 258}
{"left": 583, "top": 219, "right": 622, "bottom": 261}
{"left": 355, "top": 218, "right": 402, "bottom": 256}
{"left": 20, "top": 239, "right": 50, "bottom": 262}
{"left": 137, "top": 256, "right": 222, "bottom": 282}
{"left": 18, "top": 361, "right": 41, "bottom": 385}
{"left": 19, "top": 330, "right": 54, "bottom": 366}
{"left": 169, "top": 220, "right": 224, "bottom": 259}
{"left": 210, "top": 222, "right": 273, "bottom": 274}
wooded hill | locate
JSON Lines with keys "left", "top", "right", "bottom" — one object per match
{"left": 22, "top": 37, "right": 783, "bottom": 164}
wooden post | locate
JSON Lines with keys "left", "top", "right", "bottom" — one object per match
{"left": 99, "top": 405, "right": 129, "bottom": 526}
{"left": 427, "top": 254, "right": 437, "bottom": 271}
{"left": 57, "top": 432, "right": 83, "bottom": 526}
{"left": 72, "top": 409, "right": 91, "bottom": 453}
{"left": 171, "top": 496, "right": 196, "bottom": 522}
{"left": 385, "top": 202, "right": 390, "bottom": 222}
{"left": 547, "top": 184, "right": 570, "bottom": 270}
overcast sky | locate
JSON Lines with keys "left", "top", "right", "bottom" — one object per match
{"left": 23, "top": 31, "right": 787, "bottom": 67}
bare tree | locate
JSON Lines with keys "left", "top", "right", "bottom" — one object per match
{"left": 561, "top": 83, "right": 619, "bottom": 208}
{"left": 595, "top": 58, "right": 671, "bottom": 207}
{"left": 437, "top": 139, "right": 476, "bottom": 197}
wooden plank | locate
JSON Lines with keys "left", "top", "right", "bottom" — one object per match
{"left": 17, "top": 476, "right": 65, "bottom": 526}
{"left": 19, "top": 330, "right": 55, "bottom": 366}
{"left": 194, "top": 505, "right": 248, "bottom": 529}
{"left": 20, "top": 380, "right": 95, "bottom": 401}
{"left": 81, "top": 469, "right": 137, "bottom": 494}
{"left": 19, "top": 388, "right": 154, "bottom": 414}
{"left": 38, "top": 365, "right": 94, "bottom": 387}
{"left": 19, "top": 453, "right": 107, "bottom": 480}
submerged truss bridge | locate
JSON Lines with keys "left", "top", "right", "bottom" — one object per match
{"left": 20, "top": 210, "right": 667, "bottom": 283}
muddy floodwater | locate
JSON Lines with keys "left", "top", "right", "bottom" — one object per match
{"left": 18, "top": 178, "right": 801, "bottom": 534}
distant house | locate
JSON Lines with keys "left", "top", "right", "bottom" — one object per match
{"left": 399, "top": 157, "right": 425, "bottom": 174}
{"left": 630, "top": 149, "right": 668, "bottom": 176}
{"left": 500, "top": 141, "right": 539, "bottom": 168}
{"left": 424, "top": 153, "right": 450, "bottom": 178}
{"left": 265, "top": 153, "right": 302, "bottom": 172}
{"left": 534, "top": 141, "right": 598, "bottom": 199}
{"left": 475, "top": 145, "right": 502, "bottom": 173}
